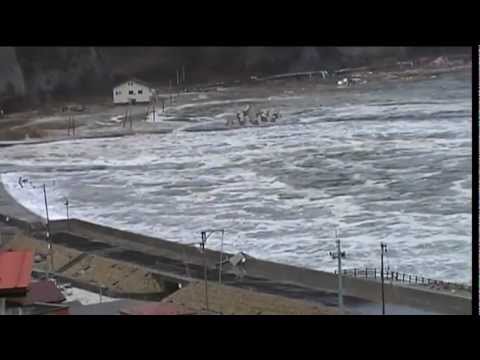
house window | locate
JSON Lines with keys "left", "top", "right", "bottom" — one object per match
{"left": 129, "top": 90, "right": 134, "bottom": 95}
{"left": 138, "top": 90, "right": 143, "bottom": 95}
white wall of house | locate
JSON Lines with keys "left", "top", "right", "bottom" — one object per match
{"left": 113, "top": 80, "right": 153, "bottom": 104}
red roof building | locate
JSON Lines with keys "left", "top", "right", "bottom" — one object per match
{"left": 0, "top": 250, "right": 33, "bottom": 296}
{"left": 7, "top": 280, "right": 65, "bottom": 306}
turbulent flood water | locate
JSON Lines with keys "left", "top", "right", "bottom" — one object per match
{"left": 0, "top": 73, "right": 472, "bottom": 284}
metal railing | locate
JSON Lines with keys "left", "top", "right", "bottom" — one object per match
{"left": 334, "top": 267, "right": 471, "bottom": 293}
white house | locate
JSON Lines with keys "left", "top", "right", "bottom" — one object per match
{"left": 113, "top": 79, "right": 155, "bottom": 105}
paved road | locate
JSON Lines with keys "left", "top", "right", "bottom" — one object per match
{"left": 48, "top": 231, "right": 439, "bottom": 315}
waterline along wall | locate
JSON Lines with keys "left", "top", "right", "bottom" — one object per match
{"left": 48, "top": 218, "right": 471, "bottom": 315}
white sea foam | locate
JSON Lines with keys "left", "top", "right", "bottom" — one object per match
{"left": 0, "top": 76, "right": 471, "bottom": 283}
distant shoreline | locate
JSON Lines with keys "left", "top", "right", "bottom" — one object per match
{"left": 0, "top": 63, "right": 470, "bottom": 143}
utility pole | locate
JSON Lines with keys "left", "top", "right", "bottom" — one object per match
{"left": 381, "top": 242, "right": 388, "bottom": 315}
{"left": 201, "top": 231, "right": 208, "bottom": 310}
{"left": 330, "top": 230, "right": 346, "bottom": 314}
{"left": 129, "top": 105, "right": 133, "bottom": 129}
{"left": 147, "top": 96, "right": 156, "bottom": 122}
{"left": 336, "top": 237, "right": 343, "bottom": 313}
{"left": 219, "top": 230, "right": 224, "bottom": 284}
{"left": 43, "top": 184, "right": 50, "bottom": 240}
{"left": 43, "top": 184, "right": 53, "bottom": 279}
{"left": 64, "top": 198, "right": 70, "bottom": 231}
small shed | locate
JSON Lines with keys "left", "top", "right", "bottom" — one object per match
{"left": 113, "top": 78, "right": 155, "bottom": 105}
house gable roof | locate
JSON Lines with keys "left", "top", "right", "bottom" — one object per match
{"left": 114, "top": 78, "right": 153, "bottom": 89}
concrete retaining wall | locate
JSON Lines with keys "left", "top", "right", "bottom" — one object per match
{"left": 50, "top": 219, "right": 226, "bottom": 266}
{"left": 243, "top": 258, "right": 471, "bottom": 314}
{"left": 48, "top": 218, "right": 471, "bottom": 315}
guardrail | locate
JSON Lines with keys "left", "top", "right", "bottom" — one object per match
{"left": 334, "top": 267, "right": 471, "bottom": 293}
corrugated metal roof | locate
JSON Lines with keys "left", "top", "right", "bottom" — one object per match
{"left": 119, "top": 302, "right": 195, "bottom": 315}
{"left": 67, "top": 300, "right": 146, "bottom": 315}
{"left": 7, "top": 280, "right": 65, "bottom": 305}
{"left": 0, "top": 250, "right": 33, "bottom": 295}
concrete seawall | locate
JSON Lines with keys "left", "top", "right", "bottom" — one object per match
{"left": 242, "top": 257, "right": 471, "bottom": 315}
{"left": 48, "top": 218, "right": 471, "bottom": 315}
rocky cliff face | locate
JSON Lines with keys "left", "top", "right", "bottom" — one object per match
{"left": 0, "top": 47, "right": 26, "bottom": 97}
{"left": 15, "top": 47, "right": 110, "bottom": 102}
{"left": 0, "top": 46, "right": 469, "bottom": 106}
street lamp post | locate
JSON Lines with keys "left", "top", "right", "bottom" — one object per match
{"left": 42, "top": 184, "right": 50, "bottom": 235}
{"left": 201, "top": 231, "right": 208, "bottom": 310}
{"left": 200, "top": 229, "right": 225, "bottom": 311}
{"left": 42, "top": 184, "right": 54, "bottom": 280}
{"left": 380, "top": 242, "right": 388, "bottom": 315}
{"left": 64, "top": 198, "right": 70, "bottom": 231}
{"left": 219, "top": 230, "right": 225, "bottom": 284}
{"left": 330, "top": 232, "right": 346, "bottom": 314}
{"left": 336, "top": 238, "right": 344, "bottom": 313}
{"left": 19, "top": 178, "right": 55, "bottom": 280}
